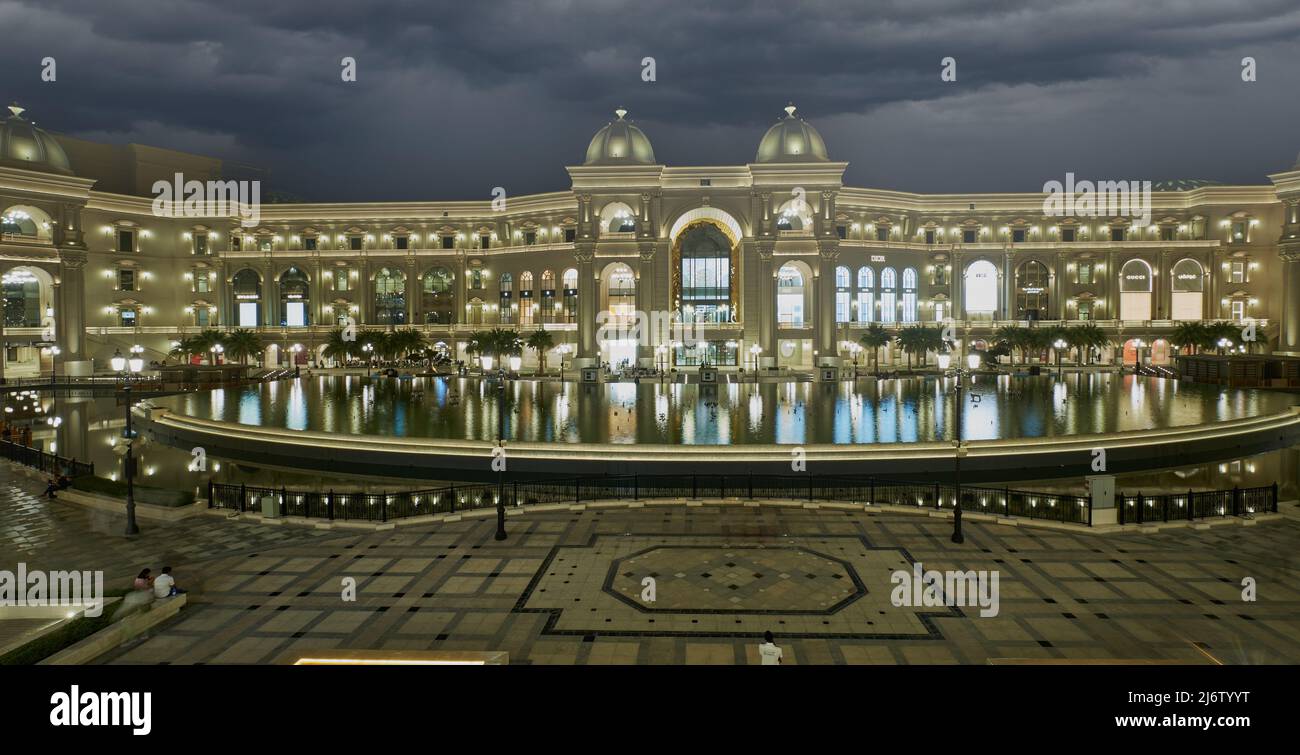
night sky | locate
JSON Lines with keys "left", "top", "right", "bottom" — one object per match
{"left": 4, "top": 0, "right": 1299, "bottom": 202}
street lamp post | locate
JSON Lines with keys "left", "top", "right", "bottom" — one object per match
{"left": 940, "top": 351, "right": 981, "bottom": 544}
{"left": 1053, "top": 338, "right": 1067, "bottom": 378}
{"left": 749, "top": 344, "right": 762, "bottom": 383}
{"left": 495, "top": 367, "right": 508, "bottom": 541}
{"left": 655, "top": 344, "right": 667, "bottom": 381}
{"left": 46, "top": 345, "right": 61, "bottom": 386}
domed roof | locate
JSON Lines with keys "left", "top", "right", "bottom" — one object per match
{"left": 584, "top": 108, "right": 656, "bottom": 165}
{"left": 755, "top": 104, "right": 829, "bottom": 163}
{"left": 0, "top": 104, "right": 73, "bottom": 175}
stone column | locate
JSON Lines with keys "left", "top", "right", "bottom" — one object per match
{"left": 636, "top": 242, "right": 656, "bottom": 367}
{"left": 575, "top": 243, "right": 597, "bottom": 363}
{"left": 405, "top": 257, "right": 417, "bottom": 325}
{"left": 1279, "top": 246, "right": 1300, "bottom": 354}
{"left": 756, "top": 241, "right": 776, "bottom": 367}
{"left": 56, "top": 250, "right": 90, "bottom": 375}
{"left": 816, "top": 241, "right": 840, "bottom": 363}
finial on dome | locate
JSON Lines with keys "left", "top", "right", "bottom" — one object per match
{"left": 784, "top": 103, "right": 797, "bottom": 118}
{"left": 615, "top": 108, "right": 628, "bottom": 120}
{"left": 7, "top": 103, "right": 25, "bottom": 118}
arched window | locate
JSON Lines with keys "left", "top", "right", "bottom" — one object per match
{"left": 422, "top": 266, "right": 455, "bottom": 325}
{"left": 777, "top": 264, "right": 806, "bottom": 326}
{"left": 519, "top": 271, "right": 535, "bottom": 326}
{"left": 901, "top": 267, "right": 918, "bottom": 323}
{"left": 603, "top": 264, "right": 636, "bottom": 325}
{"left": 499, "top": 272, "right": 514, "bottom": 325}
{"left": 541, "top": 270, "right": 557, "bottom": 324}
{"left": 279, "top": 267, "right": 310, "bottom": 327}
{"left": 231, "top": 269, "right": 262, "bottom": 327}
{"left": 879, "top": 267, "right": 897, "bottom": 324}
{"left": 562, "top": 268, "right": 578, "bottom": 323}
{"left": 678, "top": 223, "right": 732, "bottom": 324}
{"left": 1119, "top": 258, "right": 1153, "bottom": 321}
{"left": 856, "top": 266, "right": 874, "bottom": 324}
{"left": 374, "top": 268, "right": 407, "bottom": 325}
{"left": 964, "top": 260, "right": 998, "bottom": 317}
{"left": 1170, "top": 258, "right": 1204, "bottom": 321}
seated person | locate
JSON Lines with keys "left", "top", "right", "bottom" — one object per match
{"left": 133, "top": 568, "right": 153, "bottom": 591}
{"left": 44, "top": 477, "right": 60, "bottom": 499}
{"left": 152, "top": 566, "right": 184, "bottom": 598}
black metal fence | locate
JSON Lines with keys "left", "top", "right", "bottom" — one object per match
{"left": 1117, "top": 484, "right": 1277, "bottom": 524}
{"left": 0, "top": 440, "right": 95, "bottom": 478}
{"left": 209, "top": 473, "right": 1094, "bottom": 526}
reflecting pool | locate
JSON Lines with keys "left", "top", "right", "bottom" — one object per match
{"left": 153, "top": 373, "right": 1297, "bottom": 445}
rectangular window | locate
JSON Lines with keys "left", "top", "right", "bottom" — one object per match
{"left": 525, "top": 231, "right": 537, "bottom": 246}
{"left": 480, "top": 235, "right": 491, "bottom": 249}
{"left": 1077, "top": 301, "right": 1091, "bottom": 321}
{"left": 1230, "top": 261, "right": 1245, "bottom": 283}
{"left": 1231, "top": 300, "right": 1245, "bottom": 321}
{"left": 304, "top": 236, "right": 318, "bottom": 251}
{"left": 442, "top": 235, "right": 455, "bottom": 249}
{"left": 395, "top": 236, "right": 408, "bottom": 250}
{"left": 1111, "top": 228, "right": 1125, "bottom": 242}
{"left": 349, "top": 236, "right": 363, "bottom": 251}
{"left": 259, "top": 238, "right": 273, "bottom": 252}
{"left": 1077, "top": 262, "right": 1093, "bottom": 285}
{"left": 195, "top": 308, "right": 209, "bottom": 327}
{"left": 118, "top": 269, "right": 135, "bottom": 291}
{"left": 933, "top": 266, "right": 946, "bottom": 286}
{"left": 564, "top": 228, "right": 576, "bottom": 243}
{"left": 1012, "top": 229, "right": 1026, "bottom": 243}
{"left": 835, "top": 291, "right": 850, "bottom": 323}
{"left": 285, "top": 301, "right": 306, "bottom": 328}
{"left": 963, "top": 229, "right": 977, "bottom": 244}
{"left": 1160, "top": 227, "right": 1176, "bottom": 241}
{"left": 1231, "top": 222, "right": 1247, "bottom": 243}
{"left": 193, "top": 233, "right": 208, "bottom": 256}
{"left": 925, "top": 229, "right": 935, "bottom": 245}
{"left": 195, "top": 273, "right": 210, "bottom": 293}
{"left": 837, "top": 225, "right": 848, "bottom": 240}
{"left": 934, "top": 302, "right": 946, "bottom": 322}
{"left": 856, "top": 292, "right": 873, "bottom": 323}
{"left": 875, "top": 227, "right": 889, "bottom": 241}
{"left": 117, "top": 230, "right": 134, "bottom": 253}
{"left": 119, "top": 308, "right": 136, "bottom": 328}
{"left": 335, "top": 270, "right": 351, "bottom": 292}
{"left": 1061, "top": 228, "right": 1076, "bottom": 243}
{"left": 231, "top": 236, "right": 241, "bottom": 251}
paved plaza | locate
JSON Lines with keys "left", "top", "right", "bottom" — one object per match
{"left": 3, "top": 463, "right": 1299, "bottom": 664}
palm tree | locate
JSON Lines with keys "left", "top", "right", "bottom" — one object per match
{"left": 1067, "top": 323, "right": 1108, "bottom": 366}
{"left": 994, "top": 325, "right": 1029, "bottom": 365}
{"left": 1206, "top": 321, "right": 1240, "bottom": 354}
{"left": 1170, "top": 321, "right": 1207, "bottom": 357}
{"left": 388, "top": 329, "right": 426, "bottom": 361}
{"left": 168, "top": 336, "right": 202, "bottom": 364}
{"left": 192, "top": 329, "right": 225, "bottom": 365}
{"left": 858, "top": 324, "right": 890, "bottom": 375}
{"left": 526, "top": 330, "right": 555, "bottom": 375}
{"left": 321, "top": 328, "right": 355, "bottom": 365}
{"left": 896, "top": 325, "right": 928, "bottom": 371}
{"left": 222, "top": 329, "right": 263, "bottom": 366}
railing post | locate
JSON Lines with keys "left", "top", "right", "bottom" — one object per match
{"left": 381, "top": 494, "right": 387, "bottom": 523}
{"left": 869, "top": 477, "right": 874, "bottom": 507}
{"left": 1163, "top": 493, "right": 1169, "bottom": 523}
{"left": 280, "top": 485, "right": 287, "bottom": 517}
{"left": 1271, "top": 482, "right": 1278, "bottom": 513}
{"left": 513, "top": 481, "right": 519, "bottom": 507}
{"left": 1004, "top": 487, "right": 1010, "bottom": 517}
{"left": 807, "top": 474, "right": 812, "bottom": 503}
{"left": 633, "top": 474, "right": 638, "bottom": 501}
{"left": 239, "top": 482, "right": 246, "bottom": 513}
{"left": 449, "top": 485, "right": 455, "bottom": 513}
{"left": 749, "top": 472, "right": 754, "bottom": 501}
{"left": 575, "top": 479, "right": 580, "bottom": 504}
{"left": 1232, "top": 485, "right": 1240, "bottom": 517}
{"left": 1137, "top": 491, "right": 1143, "bottom": 524}
{"left": 328, "top": 489, "right": 334, "bottom": 520}
{"left": 693, "top": 474, "right": 698, "bottom": 500}
{"left": 207, "top": 480, "right": 214, "bottom": 509}
{"left": 934, "top": 482, "right": 940, "bottom": 509}
{"left": 1187, "top": 489, "right": 1194, "bottom": 521}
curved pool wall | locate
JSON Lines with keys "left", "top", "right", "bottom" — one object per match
{"left": 139, "top": 375, "right": 1300, "bottom": 484}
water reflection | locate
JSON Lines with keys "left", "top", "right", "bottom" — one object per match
{"left": 145, "top": 373, "right": 1294, "bottom": 446}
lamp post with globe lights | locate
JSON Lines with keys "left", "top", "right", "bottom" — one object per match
{"left": 111, "top": 348, "right": 144, "bottom": 535}
{"left": 749, "top": 344, "right": 762, "bottom": 383}
{"left": 1053, "top": 338, "right": 1067, "bottom": 378}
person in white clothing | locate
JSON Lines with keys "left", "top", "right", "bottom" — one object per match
{"left": 758, "top": 630, "right": 783, "bottom": 665}
{"left": 152, "top": 566, "right": 182, "bottom": 598}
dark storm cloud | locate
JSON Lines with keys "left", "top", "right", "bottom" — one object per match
{"left": 3, "top": 0, "right": 1298, "bottom": 200}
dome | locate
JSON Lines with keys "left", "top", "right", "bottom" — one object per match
{"left": 0, "top": 104, "right": 73, "bottom": 175}
{"left": 583, "top": 108, "right": 656, "bottom": 165}
{"left": 755, "top": 104, "right": 829, "bottom": 163}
